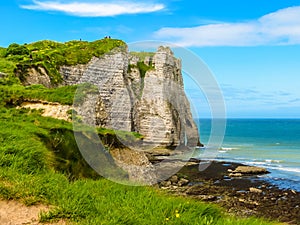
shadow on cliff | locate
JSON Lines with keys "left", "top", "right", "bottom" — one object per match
{"left": 38, "top": 127, "right": 129, "bottom": 181}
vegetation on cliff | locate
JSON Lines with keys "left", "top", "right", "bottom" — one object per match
{"left": 129, "top": 51, "right": 155, "bottom": 78}
{"left": 0, "top": 84, "right": 78, "bottom": 106}
{"left": 0, "top": 38, "right": 125, "bottom": 85}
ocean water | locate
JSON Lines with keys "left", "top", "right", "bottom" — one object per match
{"left": 196, "top": 119, "right": 300, "bottom": 191}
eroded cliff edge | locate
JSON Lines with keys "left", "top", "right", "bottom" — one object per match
{"left": 26, "top": 44, "right": 201, "bottom": 148}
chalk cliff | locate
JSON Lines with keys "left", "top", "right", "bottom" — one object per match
{"left": 61, "top": 45, "right": 200, "bottom": 148}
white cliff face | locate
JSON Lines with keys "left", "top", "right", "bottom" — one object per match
{"left": 72, "top": 47, "right": 133, "bottom": 131}
{"left": 131, "top": 46, "right": 199, "bottom": 147}
{"left": 61, "top": 45, "right": 200, "bottom": 148}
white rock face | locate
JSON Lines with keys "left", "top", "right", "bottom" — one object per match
{"left": 61, "top": 45, "right": 200, "bottom": 148}
{"left": 73, "top": 47, "right": 132, "bottom": 131}
{"left": 60, "top": 63, "right": 89, "bottom": 86}
{"left": 132, "top": 46, "right": 199, "bottom": 147}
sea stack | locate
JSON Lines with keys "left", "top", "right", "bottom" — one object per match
{"left": 59, "top": 45, "right": 201, "bottom": 148}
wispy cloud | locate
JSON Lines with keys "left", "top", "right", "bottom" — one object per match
{"left": 154, "top": 6, "right": 300, "bottom": 47}
{"left": 289, "top": 98, "right": 300, "bottom": 103}
{"left": 220, "top": 84, "right": 299, "bottom": 105}
{"left": 20, "top": 0, "right": 165, "bottom": 17}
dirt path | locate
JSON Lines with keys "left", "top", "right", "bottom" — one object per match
{"left": 0, "top": 200, "right": 66, "bottom": 225}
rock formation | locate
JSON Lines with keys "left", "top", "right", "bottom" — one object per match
{"left": 61, "top": 45, "right": 200, "bottom": 148}
{"left": 19, "top": 66, "right": 52, "bottom": 88}
{"left": 130, "top": 47, "right": 199, "bottom": 147}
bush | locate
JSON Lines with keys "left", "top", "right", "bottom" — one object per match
{"left": 5, "top": 43, "right": 29, "bottom": 57}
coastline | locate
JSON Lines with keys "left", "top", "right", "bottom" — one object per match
{"left": 154, "top": 158, "right": 300, "bottom": 224}
{"left": 197, "top": 118, "right": 300, "bottom": 192}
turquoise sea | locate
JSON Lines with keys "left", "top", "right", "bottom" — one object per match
{"left": 196, "top": 119, "right": 300, "bottom": 191}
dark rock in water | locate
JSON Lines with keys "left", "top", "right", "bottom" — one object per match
{"left": 230, "top": 166, "right": 269, "bottom": 176}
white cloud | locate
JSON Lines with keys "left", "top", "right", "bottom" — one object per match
{"left": 154, "top": 6, "right": 300, "bottom": 47}
{"left": 21, "top": 0, "right": 165, "bottom": 17}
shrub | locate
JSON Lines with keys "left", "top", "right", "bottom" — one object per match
{"left": 5, "top": 43, "right": 29, "bottom": 57}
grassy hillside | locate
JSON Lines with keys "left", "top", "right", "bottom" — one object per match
{"left": 0, "top": 91, "right": 281, "bottom": 225}
{"left": 0, "top": 39, "right": 281, "bottom": 224}
{"left": 0, "top": 84, "right": 78, "bottom": 106}
{"left": 0, "top": 108, "right": 279, "bottom": 225}
{"left": 0, "top": 38, "right": 125, "bottom": 85}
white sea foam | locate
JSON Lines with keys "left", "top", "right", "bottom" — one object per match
{"left": 273, "top": 167, "right": 300, "bottom": 175}
{"left": 218, "top": 150, "right": 227, "bottom": 153}
{"left": 245, "top": 160, "right": 300, "bottom": 177}
{"left": 246, "top": 161, "right": 265, "bottom": 166}
{"left": 265, "top": 159, "right": 283, "bottom": 163}
{"left": 219, "top": 147, "right": 238, "bottom": 151}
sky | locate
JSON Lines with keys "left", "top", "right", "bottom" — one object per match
{"left": 1, "top": 0, "right": 300, "bottom": 118}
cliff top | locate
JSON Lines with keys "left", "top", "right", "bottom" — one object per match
{"left": 0, "top": 38, "right": 125, "bottom": 84}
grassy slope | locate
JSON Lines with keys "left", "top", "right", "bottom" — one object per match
{"left": 0, "top": 83, "right": 78, "bottom": 106}
{"left": 0, "top": 109, "right": 278, "bottom": 225}
{"left": 0, "top": 39, "right": 280, "bottom": 224}
{"left": 0, "top": 97, "right": 280, "bottom": 225}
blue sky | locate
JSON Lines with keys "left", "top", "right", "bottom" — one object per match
{"left": 1, "top": 0, "right": 300, "bottom": 118}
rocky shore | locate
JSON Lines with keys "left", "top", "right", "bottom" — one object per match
{"left": 149, "top": 155, "right": 300, "bottom": 224}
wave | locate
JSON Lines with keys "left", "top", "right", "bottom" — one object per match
{"left": 196, "top": 154, "right": 300, "bottom": 174}
{"left": 272, "top": 166, "right": 300, "bottom": 175}
{"left": 244, "top": 161, "right": 300, "bottom": 176}
{"left": 218, "top": 150, "right": 227, "bottom": 153}
{"left": 218, "top": 147, "right": 238, "bottom": 151}
{"left": 265, "top": 159, "right": 283, "bottom": 163}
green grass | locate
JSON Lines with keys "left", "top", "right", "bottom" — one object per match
{"left": 130, "top": 51, "right": 155, "bottom": 61}
{"left": 128, "top": 50, "right": 155, "bottom": 101}
{"left": 0, "top": 82, "right": 101, "bottom": 106}
{"left": 0, "top": 39, "right": 126, "bottom": 85}
{"left": 0, "top": 106, "right": 280, "bottom": 225}
{"left": 128, "top": 51, "right": 154, "bottom": 79}
{"left": 0, "top": 58, "right": 16, "bottom": 75}
{"left": 0, "top": 84, "right": 76, "bottom": 106}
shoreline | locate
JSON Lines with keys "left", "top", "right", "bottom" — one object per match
{"left": 156, "top": 159, "right": 300, "bottom": 224}
{"left": 193, "top": 156, "right": 300, "bottom": 191}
